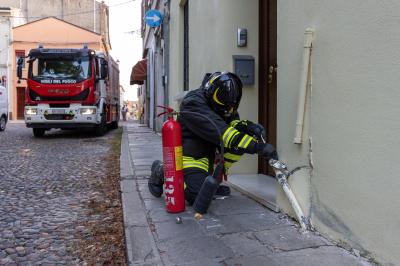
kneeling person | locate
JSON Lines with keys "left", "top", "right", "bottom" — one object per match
{"left": 148, "top": 72, "right": 278, "bottom": 205}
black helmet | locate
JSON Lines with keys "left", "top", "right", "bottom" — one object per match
{"left": 203, "top": 72, "right": 243, "bottom": 118}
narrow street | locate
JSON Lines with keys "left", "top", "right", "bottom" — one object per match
{"left": 0, "top": 123, "right": 125, "bottom": 265}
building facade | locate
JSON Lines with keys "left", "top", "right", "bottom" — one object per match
{"left": 3, "top": 0, "right": 110, "bottom": 47}
{"left": 137, "top": 0, "right": 167, "bottom": 132}
{"left": 0, "top": 7, "right": 26, "bottom": 119}
{"left": 141, "top": 0, "right": 400, "bottom": 264}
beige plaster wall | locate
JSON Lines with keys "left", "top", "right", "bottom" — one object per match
{"left": 277, "top": 1, "right": 400, "bottom": 264}
{"left": 167, "top": 0, "right": 184, "bottom": 111}
{"left": 169, "top": 0, "right": 259, "bottom": 174}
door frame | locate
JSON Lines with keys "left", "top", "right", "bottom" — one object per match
{"left": 17, "top": 86, "right": 25, "bottom": 120}
{"left": 258, "top": 0, "right": 277, "bottom": 175}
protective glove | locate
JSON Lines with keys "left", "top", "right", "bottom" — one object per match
{"left": 256, "top": 142, "right": 278, "bottom": 161}
{"left": 247, "top": 123, "right": 266, "bottom": 140}
{"left": 231, "top": 120, "right": 266, "bottom": 140}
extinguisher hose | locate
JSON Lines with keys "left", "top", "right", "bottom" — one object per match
{"left": 175, "top": 111, "right": 224, "bottom": 160}
{"left": 175, "top": 110, "right": 228, "bottom": 219}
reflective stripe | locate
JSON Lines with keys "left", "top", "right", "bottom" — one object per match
{"left": 222, "top": 127, "right": 239, "bottom": 148}
{"left": 183, "top": 156, "right": 207, "bottom": 162}
{"left": 224, "top": 161, "right": 233, "bottom": 170}
{"left": 212, "top": 88, "right": 225, "bottom": 106}
{"left": 238, "top": 135, "right": 250, "bottom": 148}
{"left": 243, "top": 135, "right": 254, "bottom": 148}
{"left": 230, "top": 120, "right": 240, "bottom": 127}
{"left": 182, "top": 156, "right": 209, "bottom": 172}
{"left": 224, "top": 153, "right": 242, "bottom": 161}
{"left": 237, "top": 134, "right": 254, "bottom": 149}
{"left": 228, "top": 131, "right": 239, "bottom": 148}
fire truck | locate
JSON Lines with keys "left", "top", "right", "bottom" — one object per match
{"left": 17, "top": 45, "right": 120, "bottom": 137}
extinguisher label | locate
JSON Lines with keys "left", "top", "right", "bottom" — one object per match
{"left": 175, "top": 146, "right": 183, "bottom": 171}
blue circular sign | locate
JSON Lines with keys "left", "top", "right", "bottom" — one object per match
{"left": 145, "top": 10, "right": 163, "bottom": 27}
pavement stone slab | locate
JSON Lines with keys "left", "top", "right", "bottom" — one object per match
{"left": 208, "top": 190, "right": 271, "bottom": 215}
{"left": 153, "top": 218, "right": 204, "bottom": 242}
{"left": 270, "top": 246, "right": 371, "bottom": 266}
{"left": 254, "top": 226, "right": 332, "bottom": 252}
{"left": 218, "top": 231, "right": 273, "bottom": 257}
{"left": 158, "top": 235, "right": 234, "bottom": 265}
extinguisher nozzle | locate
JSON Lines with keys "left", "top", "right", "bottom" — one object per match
{"left": 194, "top": 213, "right": 203, "bottom": 221}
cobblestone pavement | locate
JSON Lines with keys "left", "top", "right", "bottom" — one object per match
{"left": 0, "top": 123, "right": 119, "bottom": 265}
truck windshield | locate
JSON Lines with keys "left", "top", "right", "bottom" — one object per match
{"left": 29, "top": 56, "right": 91, "bottom": 81}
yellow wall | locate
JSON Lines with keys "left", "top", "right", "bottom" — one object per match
{"left": 11, "top": 17, "right": 103, "bottom": 120}
{"left": 277, "top": 1, "right": 400, "bottom": 264}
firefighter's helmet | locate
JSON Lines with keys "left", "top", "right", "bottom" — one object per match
{"left": 203, "top": 72, "right": 243, "bottom": 119}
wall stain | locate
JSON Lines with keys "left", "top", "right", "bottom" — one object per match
{"left": 310, "top": 184, "right": 365, "bottom": 253}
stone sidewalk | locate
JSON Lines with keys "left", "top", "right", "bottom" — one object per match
{"left": 120, "top": 121, "right": 372, "bottom": 266}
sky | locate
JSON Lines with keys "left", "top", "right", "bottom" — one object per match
{"left": 104, "top": 0, "right": 142, "bottom": 102}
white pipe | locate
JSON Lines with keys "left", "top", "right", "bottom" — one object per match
{"left": 6, "top": 17, "right": 12, "bottom": 119}
{"left": 276, "top": 170, "right": 309, "bottom": 231}
{"left": 293, "top": 28, "right": 314, "bottom": 144}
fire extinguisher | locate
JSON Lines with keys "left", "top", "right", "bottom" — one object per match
{"left": 158, "top": 106, "right": 185, "bottom": 213}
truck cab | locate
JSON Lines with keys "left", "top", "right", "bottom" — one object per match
{"left": 0, "top": 83, "right": 7, "bottom": 131}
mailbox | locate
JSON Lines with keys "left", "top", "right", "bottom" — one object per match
{"left": 233, "top": 55, "right": 255, "bottom": 85}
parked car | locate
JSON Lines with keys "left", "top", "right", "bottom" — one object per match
{"left": 0, "top": 84, "right": 8, "bottom": 131}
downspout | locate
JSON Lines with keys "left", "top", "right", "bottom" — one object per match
{"left": 93, "top": 0, "right": 96, "bottom": 32}
{"left": 6, "top": 16, "right": 12, "bottom": 119}
{"left": 293, "top": 28, "right": 314, "bottom": 144}
{"left": 270, "top": 159, "right": 310, "bottom": 231}
{"left": 163, "top": 0, "right": 170, "bottom": 107}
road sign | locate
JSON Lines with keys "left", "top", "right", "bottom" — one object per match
{"left": 145, "top": 9, "right": 163, "bottom": 27}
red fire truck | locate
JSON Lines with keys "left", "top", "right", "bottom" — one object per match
{"left": 17, "top": 45, "right": 120, "bottom": 137}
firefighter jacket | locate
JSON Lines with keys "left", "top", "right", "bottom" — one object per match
{"left": 178, "top": 88, "right": 259, "bottom": 173}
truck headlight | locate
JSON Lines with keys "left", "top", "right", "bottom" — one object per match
{"left": 80, "top": 108, "right": 96, "bottom": 115}
{"left": 25, "top": 107, "right": 37, "bottom": 115}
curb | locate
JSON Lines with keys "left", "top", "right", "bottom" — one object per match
{"left": 120, "top": 125, "right": 163, "bottom": 265}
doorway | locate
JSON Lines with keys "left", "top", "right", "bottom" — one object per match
{"left": 259, "top": 0, "right": 277, "bottom": 175}
{"left": 228, "top": 0, "right": 278, "bottom": 212}
{"left": 17, "top": 87, "right": 25, "bottom": 120}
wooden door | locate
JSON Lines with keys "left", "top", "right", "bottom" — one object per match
{"left": 17, "top": 87, "right": 25, "bottom": 120}
{"left": 259, "top": 0, "right": 277, "bottom": 174}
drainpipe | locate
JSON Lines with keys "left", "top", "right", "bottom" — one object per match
{"left": 269, "top": 159, "right": 310, "bottom": 231}
{"left": 6, "top": 16, "right": 12, "bottom": 119}
{"left": 293, "top": 28, "right": 314, "bottom": 144}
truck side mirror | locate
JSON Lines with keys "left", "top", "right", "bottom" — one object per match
{"left": 101, "top": 61, "right": 108, "bottom": 79}
{"left": 17, "top": 58, "right": 24, "bottom": 79}
{"left": 17, "top": 65, "right": 22, "bottom": 80}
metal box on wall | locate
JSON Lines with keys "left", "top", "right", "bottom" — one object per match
{"left": 233, "top": 55, "right": 255, "bottom": 85}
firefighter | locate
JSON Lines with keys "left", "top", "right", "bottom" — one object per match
{"left": 149, "top": 72, "right": 278, "bottom": 205}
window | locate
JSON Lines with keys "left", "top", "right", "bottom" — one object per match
{"left": 16, "top": 50, "right": 25, "bottom": 69}
{"left": 183, "top": 0, "right": 189, "bottom": 91}
{"left": 29, "top": 56, "right": 91, "bottom": 81}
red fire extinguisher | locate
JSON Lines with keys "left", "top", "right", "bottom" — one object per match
{"left": 158, "top": 106, "right": 185, "bottom": 213}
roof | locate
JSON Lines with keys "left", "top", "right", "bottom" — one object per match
{"left": 13, "top": 16, "right": 100, "bottom": 36}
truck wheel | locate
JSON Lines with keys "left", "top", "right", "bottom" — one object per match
{"left": 33, "top": 128, "right": 45, "bottom": 137}
{"left": 94, "top": 112, "right": 107, "bottom": 136}
{"left": 0, "top": 116, "right": 6, "bottom": 131}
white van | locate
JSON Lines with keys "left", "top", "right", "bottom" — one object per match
{"left": 0, "top": 84, "right": 8, "bottom": 131}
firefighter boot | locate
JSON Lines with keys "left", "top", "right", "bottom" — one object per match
{"left": 148, "top": 160, "right": 164, "bottom": 198}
